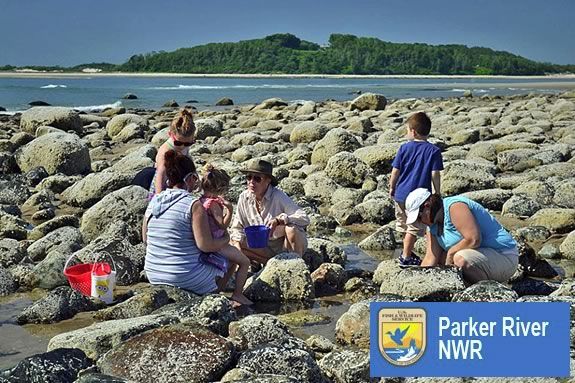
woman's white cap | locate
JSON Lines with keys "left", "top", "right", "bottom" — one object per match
{"left": 405, "top": 188, "right": 432, "bottom": 224}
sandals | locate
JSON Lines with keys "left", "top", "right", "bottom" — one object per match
{"left": 398, "top": 253, "right": 422, "bottom": 266}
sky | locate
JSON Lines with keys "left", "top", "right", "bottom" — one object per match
{"left": 1, "top": 0, "right": 574, "bottom": 67}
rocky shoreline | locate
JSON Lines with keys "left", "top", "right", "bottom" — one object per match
{"left": 1, "top": 91, "right": 575, "bottom": 382}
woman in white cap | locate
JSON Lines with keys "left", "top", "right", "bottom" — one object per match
{"left": 404, "top": 188, "right": 518, "bottom": 283}
{"left": 230, "top": 159, "right": 310, "bottom": 265}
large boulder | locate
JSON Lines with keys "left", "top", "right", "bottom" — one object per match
{"left": 47, "top": 314, "right": 177, "bottom": 360}
{"left": 26, "top": 226, "right": 83, "bottom": 262}
{"left": 0, "top": 212, "right": 28, "bottom": 240}
{"left": 335, "top": 294, "right": 406, "bottom": 348}
{"left": 554, "top": 180, "right": 575, "bottom": 209}
{"left": 451, "top": 280, "right": 519, "bottom": 302}
{"left": 528, "top": 208, "right": 575, "bottom": 234}
{"left": 195, "top": 118, "right": 223, "bottom": 140}
{"left": 442, "top": 160, "right": 496, "bottom": 195}
{"left": 97, "top": 324, "right": 234, "bottom": 383}
{"left": 379, "top": 267, "right": 466, "bottom": 301}
{"left": 350, "top": 93, "right": 387, "bottom": 111}
{"left": 228, "top": 314, "right": 295, "bottom": 352}
{"left": 324, "top": 152, "right": 370, "bottom": 188}
{"left": 311, "top": 262, "right": 347, "bottom": 296}
{"left": 303, "top": 172, "right": 339, "bottom": 204}
{"left": 0, "top": 266, "right": 16, "bottom": 296}
{"left": 235, "top": 345, "right": 322, "bottom": 383}
{"left": 244, "top": 252, "right": 314, "bottom": 302}
{"left": 104, "top": 144, "right": 156, "bottom": 178}
{"left": 61, "top": 172, "right": 134, "bottom": 208}
{"left": 17, "top": 286, "right": 103, "bottom": 324}
{"left": 0, "top": 176, "right": 31, "bottom": 205}
{"left": 459, "top": 189, "right": 513, "bottom": 211}
{"left": 358, "top": 226, "right": 396, "bottom": 251}
{"left": 303, "top": 238, "right": 346, "bottom": 271}
{"left": 311, "top": 128, "right": 361, "bottom": 168}
{"left": 290, "top": 121, "right": 330, "bottom": 144}
{"left": 105, "top": 113, "right": 148, "bottom": 142}
{"left": 20, "top": 107, "right": 83, "bottom": 135}
{"left": 1, "top": 348, "right": 92, "bottom": 383}
{"left": 560, "top": 231, "right": 575, "bottom": 260}
{"left": 354, "top": 144, "right": 401, "bottom": 175}
{"left": 80, "top": 185, "right": 149, "bottom": 242}
{"left": 318, "top": 349, "right": 371, "bottom": 383}
{"left": 15, "top": 132, "right": 91, "bottom": 175}
{"left": 0, "top": 238, "right": 26, "bottom": 267}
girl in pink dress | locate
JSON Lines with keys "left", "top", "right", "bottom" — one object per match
{"left": 200, "top": 164, "right": 252, "bottom": 306}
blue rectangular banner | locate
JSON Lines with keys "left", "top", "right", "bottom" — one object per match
{"left": 370, "top": 302, "right": 570, "bottom": 377}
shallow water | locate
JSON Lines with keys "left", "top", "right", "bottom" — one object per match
{"left": 0, "top": 238, "right": 382, "bottom": 370}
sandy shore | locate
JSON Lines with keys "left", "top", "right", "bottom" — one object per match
{"left": 1, "top": 71, "right": 575, "bottom": 80}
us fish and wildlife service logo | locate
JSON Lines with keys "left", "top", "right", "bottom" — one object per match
{"left": 378, "top": 308, "right": 426, "bottom": 366}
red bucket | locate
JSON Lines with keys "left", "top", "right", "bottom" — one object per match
{"left": 63, "top": 262, "right": 112, "bottom": 296}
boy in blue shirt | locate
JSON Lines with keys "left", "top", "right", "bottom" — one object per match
{"left": 389, "top": 112, "right": 443, "bottom": 265}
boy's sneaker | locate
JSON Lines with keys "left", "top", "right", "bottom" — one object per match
{"left": 398, "top": 253, "right": 422, "bottom": 266}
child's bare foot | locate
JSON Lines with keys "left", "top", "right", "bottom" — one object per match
{"left": 231, "top": 293, "right": 253, "bottom": 306}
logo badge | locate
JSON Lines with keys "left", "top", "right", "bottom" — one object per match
{"left": 378, "top": 308, "right": 426, "bottom": 366}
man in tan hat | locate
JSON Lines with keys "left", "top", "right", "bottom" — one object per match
{"left": 230, "top": 159, "right": 310, "bottom": 264}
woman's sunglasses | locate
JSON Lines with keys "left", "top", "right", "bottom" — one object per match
{"left": 173, "top": 139, "right": 194, "bottom": 147}
{"left": 169, "top": 133, "right": 195, "bottom": 147}
{"left": 246, "top": 174, "right": 262, "bottom": 183}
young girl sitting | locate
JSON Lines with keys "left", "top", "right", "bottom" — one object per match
{"left": 150, "top": 109, "right": 196, "bottom": 197}
{"left": 200, "top": 164, "right": 253, "bottom": 306}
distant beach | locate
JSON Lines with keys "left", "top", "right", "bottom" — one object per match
{"left": 1, "top": 71, "right": 575, "bottom": 80}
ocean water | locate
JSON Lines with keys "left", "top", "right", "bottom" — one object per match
{"left": 1, "top": 76, "right": 574, "bottom": 113}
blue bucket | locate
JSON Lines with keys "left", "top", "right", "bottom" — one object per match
{"left": 244, "top": 225, "right": 270, "bottom": 248}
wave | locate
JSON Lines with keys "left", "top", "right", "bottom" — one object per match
{"left": 73, "top": 101, "right": 123, "bottom": 112}
{"left": 145, "top": 83, "right": 383, "bottom": 90}
{"left": 41, "top": 84, "right": 68, "bottom": 89}
{"left": 0, "top": 110, "right": 24, "bottom": 115}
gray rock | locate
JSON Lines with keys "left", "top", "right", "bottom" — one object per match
{"left": 305, "top": 334, "right": 336, "bottom": 354}
{"left": 31, "top": 250, "right": 69, "bottom": 289}
{"left": 162, "top": 99, "right": 179, "bottom": 108}
{"left": 25, "top": 166, "right": 50, "bottom": 187}
{"left": 16, "top": 132, "right": 91, "bottom": 175}
{"left": 105, "top": 114, "right": 148, "bottom": 142}
{"left": 0, "top": 176, "right": 31, "bottom": 205}
{"left": 335, "top": 294, "right": 407, "bottom": 348}
{"left": 513, "top": 226, "right": 550, "bottom": 242}
{"left": 0, "top": 212, "right": 28, "bottom": 240}
{"left": 0, "top": 238, "right": 26, "bottom": 267}
{"left": 303, "top": 172, "right": 339, "bottom": 204}
{"left": 442, "top": 160, "right": 496, "bottom": 195}
{"left": 28, "top": 215, "right": 79, "bottom": 241}
{"left": 358, "top": 226, "right": 396, "bottom": 251}
{"left": 311, "top": 128, "right": 361, "bottom": 168}
{"left": 2, "top": 348, "right": 92, "bottom": 383}
{"left": 20, "top": 106, "right": 83, "bottom": 135}
{"left": 560, "top": 231, "right": 575, "bottom": 260}
{"left": 36, "top": 174, "right": 82, "bottom": 194}
{"left": 228, "top": 314, "right": 295, "bottom": 352}
{"left": 460, "top": 189, "right": 513, "bottom": 211}
{"left": 61, "top": 172, "right": 134, "bottom": 208}
{"left": 17, "top": 286, "right": 103, "bottom": 324}
{"left": 324, "top": 152, "right": 370, "bottom": 187}
{"left": 26, "top": 226, "right": 83, "bottom": 262}
{"left": 0, "top": 266, "right": 16, "bottom": 296}
{"left": 319, "top": 349, "right": 371, "bottom": 383}
{"left": 511, "top": 278, "right": 560, "bottom": 296}
{"left": 94, "top": 288, "right": 170, "bottom": 321}
{"left": 290, "top": 121, "right": 330, "bottom": 144}
{"left": 497, "top": 148, "right": 539, "bottom": 171}
{"left": 80, "top": 185, "right": 149, "bottom": 242}
{"left": 311, "top": 262, "right": 347, "bottom": 296}
{"left": 97, "top": 324, "right": 234, "bottom": 383}
{"left": 502, "top": 195, "right": 542, "bottom": 217}
{"left": 307, "top": 214, "right": 338, "bottom": 236}
{"left": 47, "top": 313, "right": 177, "bottom": 360}
{"left": 154, "top": 294, "right": 236, "bottom": 336}
{"left": 539, "top": 243, "right": 561, "bottom": 260}
{"left": 104, "top": 144, "right": 156, "bottom": 178}
{"left": 354, "top": 144, "right": 402, "bottom": 175}
{"left": 451, "top": 280, "right": 519, "bottom": 302}
{"left": 122, "top": 93, "right": 138, "bottom": 99}
{"left": 529, "top": 208, "right": 575, "bottom": 234}
{"left": 253, "top": 98, "right": 288, "bottom": 110}
{"left": 195, "top": 118, "right": 223, "bottom": 140}
{"left": 245, "top": 252, "right": 315, "bottom": 302}
{"left": 350, "top": 93, "right": 387, "bottom": 111}
{"left": 554, "top": 180, "right": 575, "bottom": 209}
{"left": 304, "top": 238, "right": 346, "bottom": 271}
{"left": 236, "top": 345, "right": 322, "bottom": 383}
{"left": 379, "top": 267, "right": 466, "bottom": 301}
{"left": 356, "top": 196, "right": 395, "bottom": 225}
{"left": 216, "top": 97, "right": 234, "bottom": 106}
